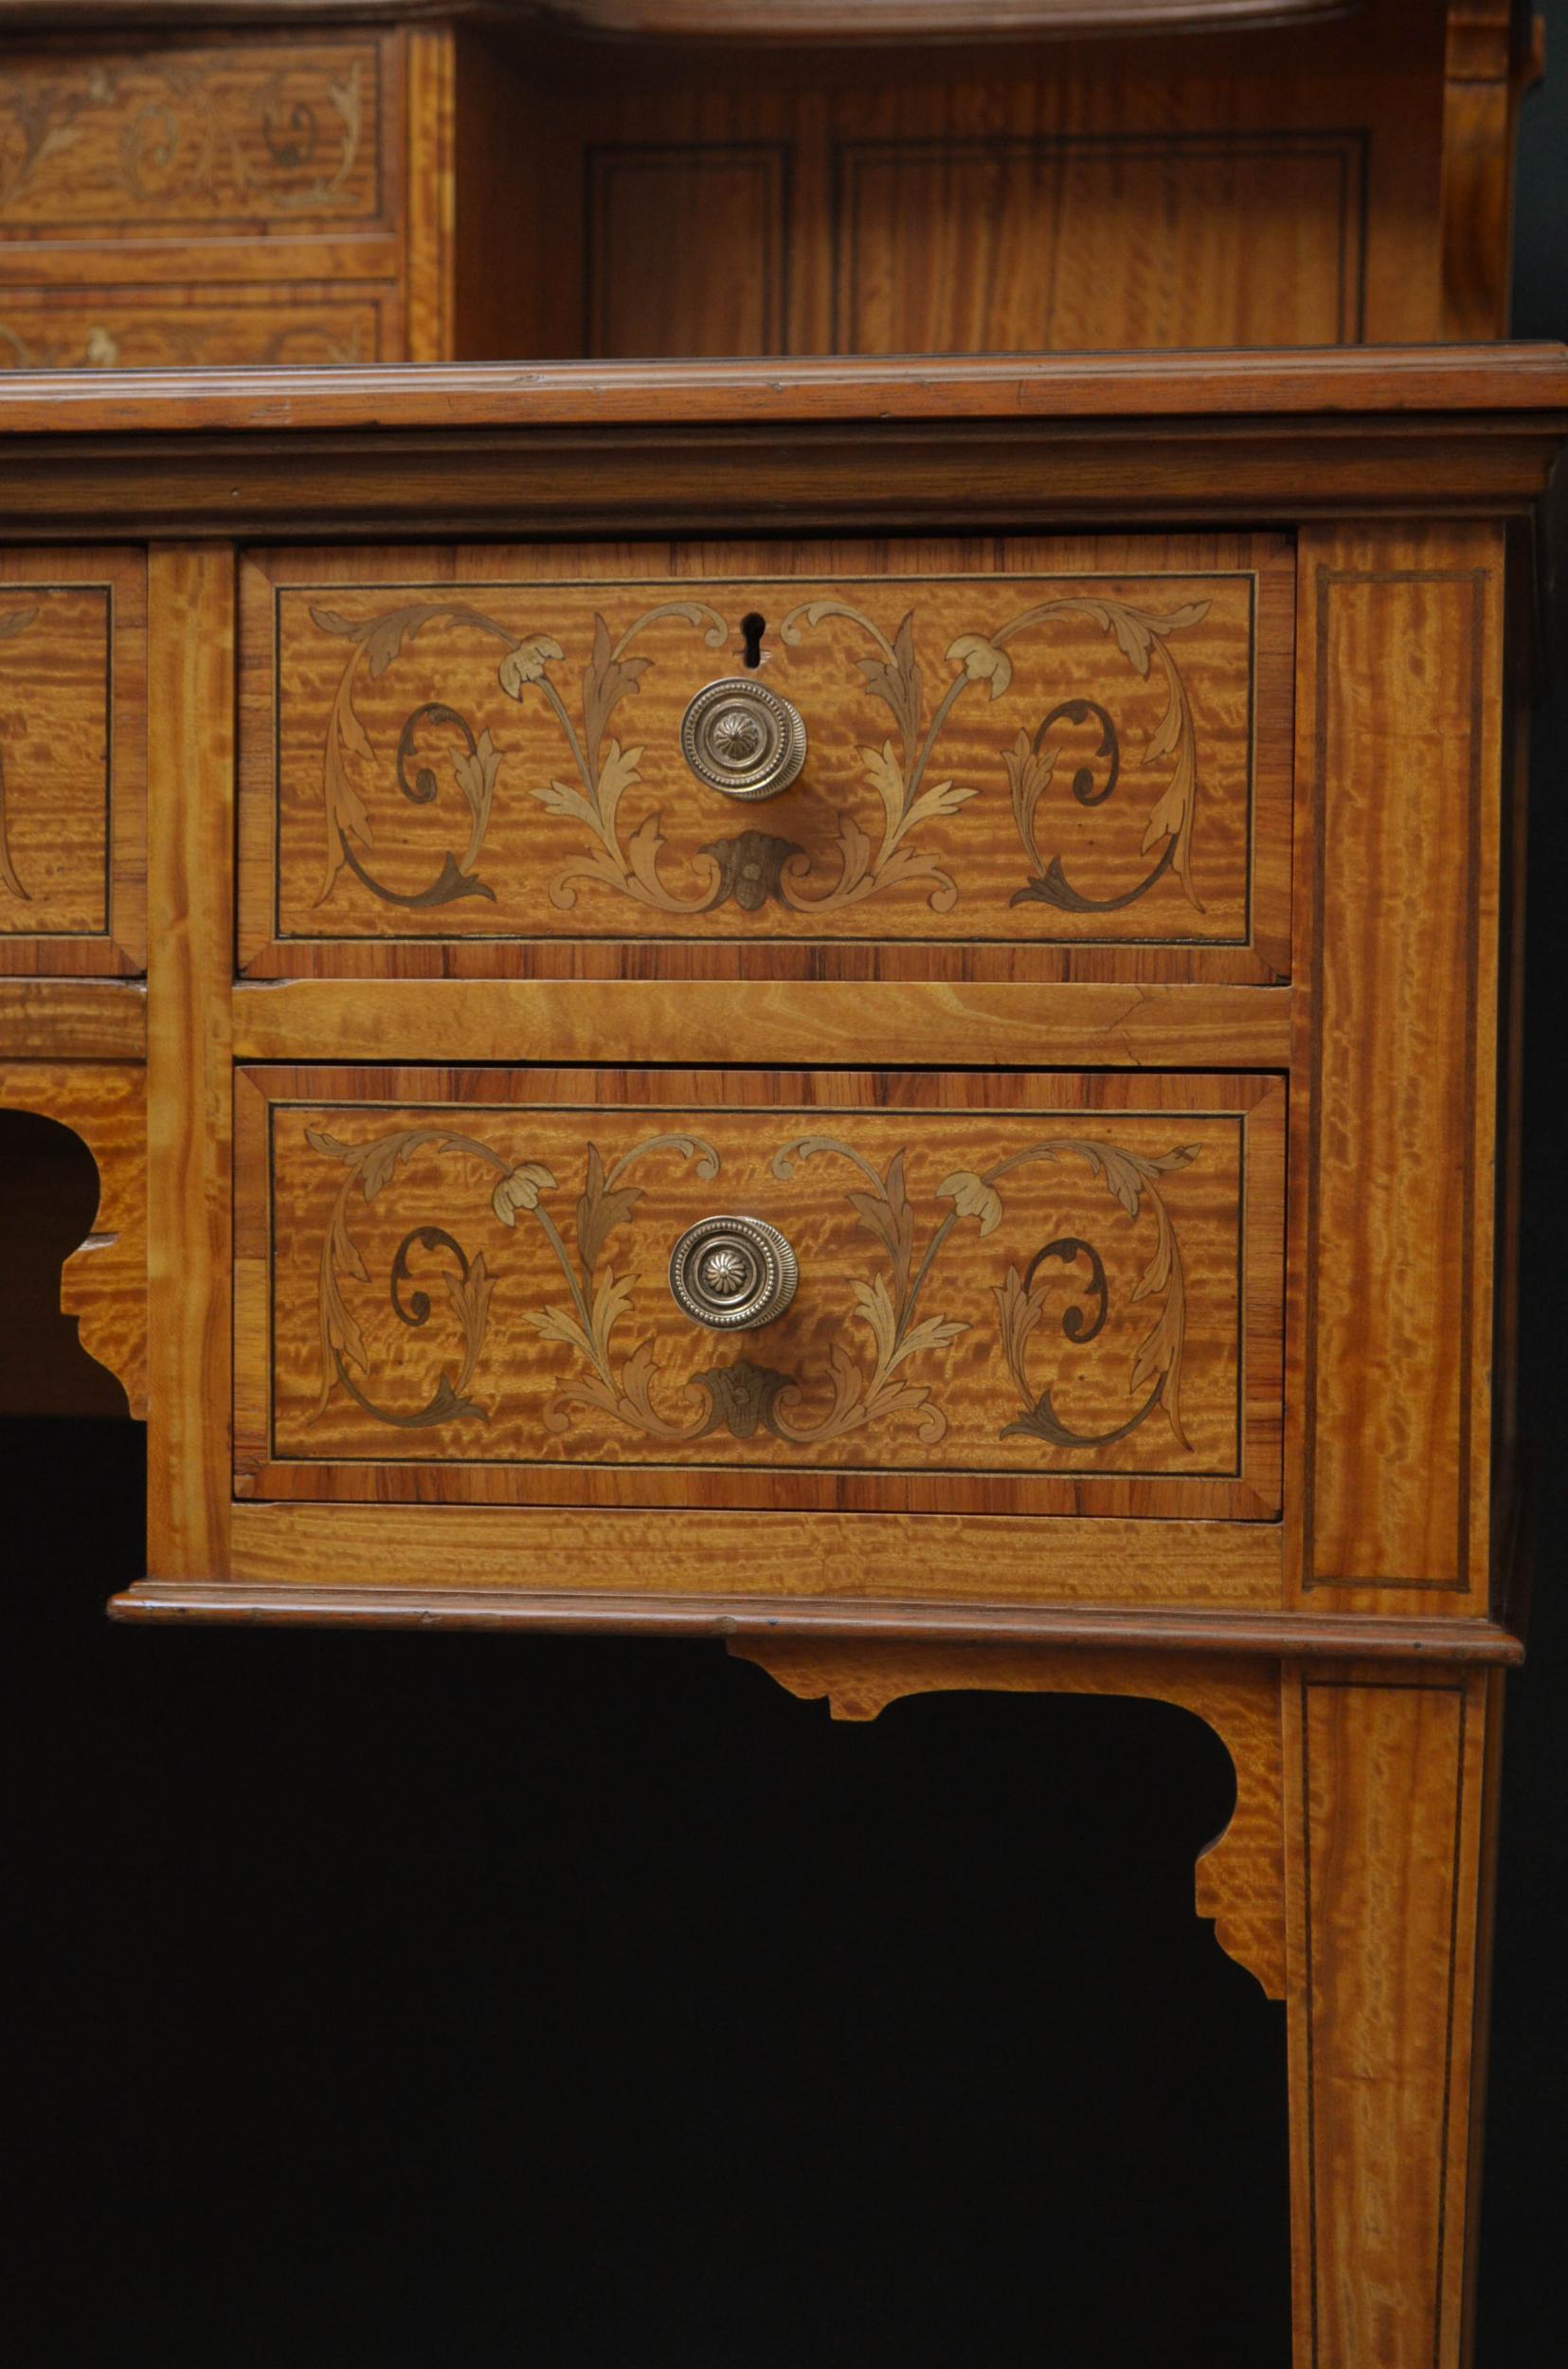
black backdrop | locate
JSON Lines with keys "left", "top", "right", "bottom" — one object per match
{"left": 5, "top": 45, "right": 1565, "bottom": 2366}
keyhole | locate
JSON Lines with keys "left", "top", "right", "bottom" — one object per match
{"left": 740, "top": 611, "right": 766, "bottom": 668}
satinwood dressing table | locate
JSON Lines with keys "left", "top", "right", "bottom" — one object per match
{"left": 0, "top": 344, "right": 1562, "bottom": 2361}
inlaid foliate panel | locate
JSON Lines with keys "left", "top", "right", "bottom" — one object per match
{"left": 0, "top": 40, "right": 389, "bottom": 238}
{"left": 236, "top": 1068, "right": 1284, "bottom": 1520}
{"left": 0, "top": 287, "right": 385, "bottom": 371}
{"left": 242, "top": 540, "right": 1291, "bottom": 980}
{"left": 0, "top": 552, "right": 146, "bottom": 974}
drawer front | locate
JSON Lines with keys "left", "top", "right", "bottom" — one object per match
{"left": 239, "top": 536, "right": 1291, "bottom": 981}
{"left": 0, "top": 38, "right": 393, "bottom": 246}
{"left": 0, "top": 550, "right": 145, "bottom": 975}
{"left": 236, "top": 1067, "right": 1284, "bottom": 1519}
{"left": 0, "top": 283, "right": 388, "bottom": 371}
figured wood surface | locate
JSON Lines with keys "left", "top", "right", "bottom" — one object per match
{"left": 485, "top": 0, "right": 1448, "bottom": 358}
{"left": 1, "top": 354, "right": 1564, "bottom": 545}
{"left": 0, "top": 1059, "right": 146, "bottom": 1417}
{"left": 733, "top": 1636, "right": 1287, "bottom": 1998}
{"left": 0, "top": 35, "right": 391, "bottom": 240}
{"left": 1284, "top": 1664, "right": 1499, "bottom": 2368}
{"left": 145, "top": 547, "right": 233, "bottom": 1582}
{"left": 1440, "top": 0, "right": 1529, "bottom": 339}
{"left": 220, "top": 1497, "right": 1285, "bottom": 1608}
{"left": 237, "top": 1065, "right": 1284, "bottom": 1518}
{"left": 0, "top": 547, "right": 145, "bottom": 976}
{"left": 3, "top": 345, "right": 1560, "bottom": 430}
{"left": 241, "top": 533, "right": 1290, "bottom": 981}
{"left": 109, "top": 1578, "right": 1524, "bottom": 1665}
{"left": 229, "top": 978, "right": 1292, "bottom": 1068}
{"left": 0, "top": 979, "right": 146, "bottom": 1059}
{"left": 1291, "top": 523, "right": 1502, "bottom": 1611}
{"left": 0, "top": 28, "right": 442, "bottom": 369}
{"left": 403, "top": 25, "right": 454, "bottom": 364}
{"left": 0, "top": 286, "right": 387, "bottom": 371}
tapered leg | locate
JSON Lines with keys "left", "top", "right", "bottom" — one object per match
{"left": 1283, "top": 1663, "right": 1503, "bottom": 2368}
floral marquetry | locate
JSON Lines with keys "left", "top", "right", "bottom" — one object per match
{"left": 235, "top": 1067, "right": 1285, "bottom": 1522}
{"left": 240, "top": 540, "right": 1293, "bottom": 981}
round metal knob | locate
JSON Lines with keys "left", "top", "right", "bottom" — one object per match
{"left": 679, "top": 677, "right": 807, "bottom": 802}
{"left": 668, "top": 1214, "right": 799, "bottom": 1330}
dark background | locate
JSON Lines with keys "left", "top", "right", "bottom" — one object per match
{"left": 5, "top": 44, "right": 1566, "bottom": 2369}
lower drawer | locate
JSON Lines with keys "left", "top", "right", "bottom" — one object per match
{"left": 235, "top": 1066, "right": 1284, "bottom": 1520}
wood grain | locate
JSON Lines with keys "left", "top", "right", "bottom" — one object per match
{"left": 145, "top": 547, "right": 233, "bottom": 1583}
{"left": 0, "top": 36, "right": 390, "bottom": 239}
{"left": 1440, "top": 0, "right": 1530, "bottom": 340}
{"left": 0, "top": 979, "right": 146, "bottom": 1059}
{"left": 0, "top": 27, "right": 441, "bottom": 371}
{"left": 833, "top": 132, "right": 1365, "bottom": 354}
{"left": 403, "top": 24, "right": 455, "bottom": 365}
{"left": 219, "top": 1497, "right": 1284, "bottom": 1609}
{"left": 0, "top": 1058, "right": 146, "bottom": 1417}
{"left": 734, "top": 1637, "right": 1286, "bottom": 1998}
{"left": 0, "top": 354, "right": 1563, "bottom": 544}
{"left": 493, "top": 0, "right": 1445, "bottom": 358}
{"left": 1291, "top": 524, "right": 1503, "bottom": 1609}
{"left": 0, "top": 286, "right": 387, "bottom": 370}
{"left": 0, "top": 546, "right": 145, "bottom": 976}
{"left": 236, "top": 1064, "right": 1284, "bottom": 1520}
{"left": 1284, "top": 1664, "right": 1500, "bottom": 2368}
{"left": 229, "top": 978, "right": 1292, "bottom": 1068}
{"left": 107, "top": 1579, "right": 1524, "bottom": 1666}
{"left": 239, "top": 532, "right": 1292, "bottom": 983}
{"left": 0, "top": 345, "right": 1560, "bottom": 430}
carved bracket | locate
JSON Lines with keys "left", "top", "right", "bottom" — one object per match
{"left": 732, "top": 1637, "right": 1285, "bottom": 1998}
{"left": 0, "top": 1060, "right": 147, "bottom": 1419}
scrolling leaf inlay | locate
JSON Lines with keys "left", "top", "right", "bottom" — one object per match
{"left": 0, "top": 58, "right": 363, "bottom": 218}
{"left": 313, "top": 601, "right": 736, "bottom": 914}
{"left": 0, "top": 603, "right": 39, "bottom": 902}
{"left": 305, "top": 585, "right": 1216, "bottom": 929}
{"left": 306, "top": 1122, "right": 1200, "bottom": 1457}
{"left": 989, "top": 1142, "right": 1197, "bottom": 1448}
{"left": 951, "top": 594, "right": 1210, "bottom": 913}
{"left": 308, "top": 1125, "right": 514, "bottom": 1429}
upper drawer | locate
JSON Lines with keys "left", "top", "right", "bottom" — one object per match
{"left": 238, "top": 535, "right": 1292, "bottom": 982}
{"left": 0, "top": 36, "right": 396, "bottom": 255}
{"left": 0, "top": 548, "right": 145, "bottom": 977}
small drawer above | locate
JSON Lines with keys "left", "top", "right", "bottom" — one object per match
{"left": 239, "top": 535, "right": 1292, "bottom": 981}
{"left": 0, "top": 37, "right": 395, "bottom": 253}
{"left": 236, "top": 1065, "right": 1285, "bottom": 1525}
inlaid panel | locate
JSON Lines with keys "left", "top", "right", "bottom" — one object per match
{"left": 0, "top": 550, "right": 145, "bottom": 975}
{"left": 235, "top": 1066, "right": 1285, "bottom": 1520}
{"left": 240, "top": 535, "right": 1291, "bottom": 981}
{"left": 0, "top": 286, "right": 387, "bottom": 371}
{"left": 835, "top": 132, "right": 1365, "bottom": 353}
{"left": 0, "top": 40, "right": 390, "bottom": 242}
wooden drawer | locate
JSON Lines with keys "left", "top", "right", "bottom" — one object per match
{"left": 235, "top": 1066, "right": 1285, "bottom": 1521}
{"left": 0, "top": 283, "right": 389, "bottom": 371}
{"left": 0, "top": 549, "right": 145, "bottom": 975}
{"left": 0, "top": 37, "right": 395, "bottom": 253}
{"left": 238, "top": 536, "right": 1292, "bottom": 981}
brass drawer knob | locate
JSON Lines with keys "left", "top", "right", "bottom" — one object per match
{"left": 679, "top": 677, "right": 807, "bottom": 801}
{"left": 668, "top": 1214, "right": 799, "bottom": 1330}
